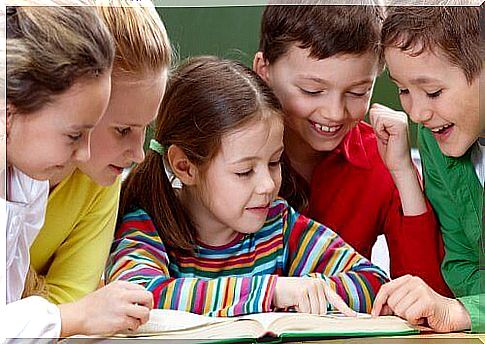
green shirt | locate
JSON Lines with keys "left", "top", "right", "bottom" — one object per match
{"left": 418, "top": 126, "right": 484, "bottom": 332}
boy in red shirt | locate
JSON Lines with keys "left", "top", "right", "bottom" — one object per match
{"left": 253, "top": 4, "right": 451, "bottom": 297}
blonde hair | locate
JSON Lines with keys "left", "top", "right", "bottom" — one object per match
{"left": 96, "top": 0, "right": 172, "bottom": 78}
{"left": 7, "top": 2, "right": 114, "bottom": 114}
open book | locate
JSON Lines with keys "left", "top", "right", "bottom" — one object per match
{"left": 117, "top": 309, "right": 419, "bottom": 343}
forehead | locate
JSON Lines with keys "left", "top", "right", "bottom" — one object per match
{"left": 274, "top": 45, "right": 379, "bottom": 83}
{"left": 219, "top": 117, "right": 284, "bottom": 161}
{"left": 104, "top": 72, "right": 166, "bottom": 125}
{"left": 384, "top": 47, "right": 466, "bottom": 83}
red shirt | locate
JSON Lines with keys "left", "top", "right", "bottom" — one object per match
{"left": 306, "top": 122, "right": 452, "bottom": 297}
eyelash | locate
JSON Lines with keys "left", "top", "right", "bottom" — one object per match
{"left": 300, "top": 88, "right": 322, "bottom": 95}
{"left": 235, "top": 160, "right": 282, "bottom": 178}
{"left": 116, "top": 127, "right": 131, "bottom": 136}
{"left": 68, "top": 133, "right": 82, "bottom": 142}
{"left": 427, "top": 90, "right": 442, "bottom": 98}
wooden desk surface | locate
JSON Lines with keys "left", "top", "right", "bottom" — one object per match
{"left": 301, "top": 333, "right": 485, "bottom": 343}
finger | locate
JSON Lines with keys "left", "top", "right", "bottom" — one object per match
{"left": 125, "top": 316, "right": 142, "bottom": 332}
{"left": 381, "top": 305, "right": 393, "bottom": 316}
{"left": 116, "top": 280, "right": 147, "bottom": 291}
{"left": 125, "top": 304, "right": 152, "bottom": 324}
{"left": 316, "top": 280, "right": 327, "bottom": 315}
{"left": 402, "top": 301, "right": 429, "bottom": 327}
{"left": 392, "top": 288, "right": 420, "bottom": 318}
{"left": 372, "top": 276, "right": 413, "bottom": 316}
{"left": 323, "top": 284, "right": 357, "bottom": 317}
{"left": 127, "top": 289, "right": 154, "bottom": 309}
{"left": 307, "top": 281, "right": 321, "bottom": 314}
{"left": 296, "top": 289, "right": 311, "bottom": 314}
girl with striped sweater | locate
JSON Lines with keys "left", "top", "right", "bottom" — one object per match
{"left": 106, "top": 56, "right": 389, "bottom": 317}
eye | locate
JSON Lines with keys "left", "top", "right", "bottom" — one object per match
{"left": 236, "top": 170, "right": 253, "bottom": 178}
{"left": 299, "top": 88, "right": 322, "bottom": 95}
{"left": 426, "top": 90, "right": 442, "bottom": 98}
{"left": 269, "top": 159, "right": 282, "bottom": 168}
{"left": 67, "top": 133, "right": 82, "bottom": 141}
{"left": 116, "top": 127, "right": 131, "bottom": 136}
{"left": 347, "top": 91, "right": 368, "bottom": 97}
{"left": 398, "top": 88, "right": 409, "bottom": 96}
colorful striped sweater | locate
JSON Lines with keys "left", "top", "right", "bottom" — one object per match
{"left": 107, "top": 198, "right": 389, "bottom": 316}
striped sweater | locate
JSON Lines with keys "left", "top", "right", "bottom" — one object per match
{"left": 107, "top": 198, "right": 389, "bottom": 316}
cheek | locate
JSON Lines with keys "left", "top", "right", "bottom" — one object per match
{"left": 348, "top": 98, "right": 370, "bottom": 120}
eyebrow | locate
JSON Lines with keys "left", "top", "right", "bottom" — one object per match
{"left": 69, "top": 124, "right": 96, "bottom": 131}
{"left": 298, "top": 75, "right": 374, "bottom": 87}
{"left": 113, "top": 122, "right": 146, "bottom": 128}
{"left": 389, "top": 74, "right": 441, "bottom": 86}
{"left": 230, "top": 146, "right": 285, "bottom": 164}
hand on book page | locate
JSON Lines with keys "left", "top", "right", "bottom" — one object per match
{"left": 115, "top": 309, "right": 418, "bottom": 341}
{"left": 272, "top": 277, "right": 357, "bottom": 316}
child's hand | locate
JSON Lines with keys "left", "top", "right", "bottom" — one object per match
{"left": 369, "top": 103, "right": 413, "bottom": 175}
{"left": 272, "top": 277, "right": 356, "bottom": 316}
{"left": 59, "top": 280, "right": 153, "bottom": 337}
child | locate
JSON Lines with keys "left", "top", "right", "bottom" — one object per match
{"left": 106, "top": 56, "right": 389, "bottom": 317}
{"left": 27, "top": 0, "right": 172, "bottom": 305}
{"left": 5, "top": 4, "right": 152, "bottom": 338}
{"left": 371, "top": 6, "right": 483, "bottom": 333}
{"left": 252, "top": 4, "right": 451, "bottom": 296}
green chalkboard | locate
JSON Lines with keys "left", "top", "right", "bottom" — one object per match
{"left": 157, "top": 6, "right": 418, "bottom": 146}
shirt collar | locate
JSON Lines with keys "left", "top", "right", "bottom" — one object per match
{"left": 334, "top": 123, "right": 372, "bottom": 170}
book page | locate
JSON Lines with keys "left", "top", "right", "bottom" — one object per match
{"left": 126, "top": 309, "right": 228, "bottom": 334}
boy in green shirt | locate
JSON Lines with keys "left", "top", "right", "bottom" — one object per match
{"left": 371, "top": 6, "right": 484, "bottom": 333}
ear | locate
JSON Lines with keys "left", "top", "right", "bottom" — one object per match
{"left": 167, "top": 144, "right": 198, "bottom": 186}
{"left": 253, "top": 51, "right": 271, "bottom": 84}
{"left": 5, "top": 103, "right": 15, "bottom": 139}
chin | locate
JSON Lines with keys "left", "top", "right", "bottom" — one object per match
{"left": 438, "top": 142, "right": 470, "bottom": 158}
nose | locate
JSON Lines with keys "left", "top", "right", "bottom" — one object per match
{"left": 129, "top": 132, "right": 146, "bottom": 164}
{"left": 255, "top": 168, "right": 276, "bottom": 195}
{"left": 320, "top": 93, "right": 346, "bottom": 122}
{"left": 73, "top": 133, "right": 91, "bottom": 162}
{"left": 407, "top": 97, "right": 433, "bottom": 124}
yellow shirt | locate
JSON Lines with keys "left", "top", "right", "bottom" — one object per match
{"left": 30, "top": 169, "right": 120, "bottom": 304}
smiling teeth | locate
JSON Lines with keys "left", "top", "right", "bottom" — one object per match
{"left": 431, "top": 123, "right": 453, "bottom": 133}
{"left": 313, "top": 122, "right": 341, "bottom": 133}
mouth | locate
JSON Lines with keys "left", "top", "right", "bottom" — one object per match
{"left": 109, "top": 164, "right": 128, "bottom": 175}
{"left": 428, "top": 123, "right": 455, "bottom": 138}
{"left": 309, "top": 120, "right": 344, "bottom": 136}
{"left": 246, "top": 203, "right": 270, "bottom": 213}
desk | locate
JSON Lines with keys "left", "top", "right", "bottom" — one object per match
{"left": 302, "top": 333, "right": 485, "bottom": 344}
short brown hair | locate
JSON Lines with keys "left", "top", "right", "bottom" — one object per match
{"left": 259, "top": 4, "right": 384, "bottom": 64}
{"left": 7, "top": 3, "right": 114, "bottom": 114}
{"left": 382, "top": 6, "right": 481, "bottom": 83}
{"left": 96, "top": 0, "right": 172, "bottom": 77}
{"left": 119, "top": 56, "right": 283, "bottom": 252}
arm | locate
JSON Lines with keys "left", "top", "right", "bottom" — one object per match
{"left": 369, "top": 103, "right": 452, "bottom": 296}
{"left": 106, "top": 209, "right": 277, "bottom": 317}
{"left": 43, "top": 179, "right": 120, "bottom": 304}
{"left": 419, "top": 127, "right": 480, "bottom": 297}
{"left": 5, "top": 296, "right": 61, "bottom": 339}
{"left": 282, "top": 202, "right": 390, "bottom": 313}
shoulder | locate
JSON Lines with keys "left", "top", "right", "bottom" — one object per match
{"left": 117, "top": 207, "right": 158, "bottom": 238}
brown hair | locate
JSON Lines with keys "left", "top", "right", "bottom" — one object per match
{"left": 259, "top": 4, "right": 384, "bottom": 65}
{"left": 96, "top": 0, "right": 172, "bottom": 78}
{"left": 381, "top": 6, "right": 481, "bottom": 83}
{"left": 119, "top": 56, "right": 283, "bottom": 252}
{"left": 6, "top": 2, "right": 114, "bottom": 114}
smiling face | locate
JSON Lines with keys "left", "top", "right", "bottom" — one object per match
{"left": 385, "top": 47, "right": 480, "bottom": 157}
{"left": 7, "top": 74, "right": 111, "bottom": 181}
{"left": 78, "top": 70, "right": 167, "bottom": 185}
{"left": 258, "top": 46, "right": 379, "bottom": 156}
{"left": 187, "top": 115, "right": 284, "bottom": 244}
